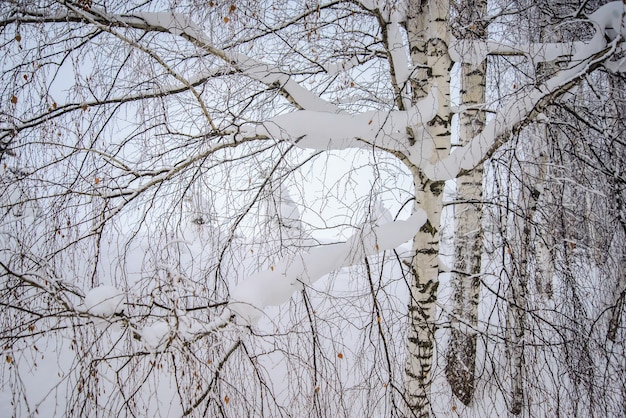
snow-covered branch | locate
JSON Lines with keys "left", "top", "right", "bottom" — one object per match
{"left": 246, "top": 2, "right": 626, "bottom": 182}
{"left": 420, "top": 2, "right": 625, "bottom": 180}
{"left": 450, "top": 1, "right": 626, "bottom": 71}
{"left": 241, "top": 87, "right": 437, "bottom": 153}
{"left": 228, "top": 209, "right": 427, "bottom": 324}
{"left": 9, "top": 5, "right": 338, "bottom": 113}
{"left": 112, "top": 10, "right": 340, "bottom": 113}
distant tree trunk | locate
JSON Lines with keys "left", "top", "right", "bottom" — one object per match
{"left": 405, "top": 0, "right": 451, "bottom": 415}
{"left": 505, "top": 269, "right": 527, "bottom": 415}
{"left": 506, "top": 140, "right": 550, "bottom": 415}
{"left": 606, "top": 73, "right": 626, "bottom": 345}
{"left": 446, "top": 0, "right": 487, "bottom": 406}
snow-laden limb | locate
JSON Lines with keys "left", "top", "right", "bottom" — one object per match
{"left": 449, "top": 39, "right": 582, "bottom": 67}
{"left": 22, "top": 6, "right": 338, "bottom": 114}
{"left": 130, "top": 12, "right": 338, "bottom": 113}
{"left": 84, "top": 285, "right": 125, "bottom": 330}
{"left": 596, "top": 1, "right": 626, "bottom": 73}
{"left": 449, "top": 1, "right": 626, "bottom": 69}
{"left": 244, "top": 2, "right": 625, "bottom": 182}
{"left": 590, "top": 1, "right": 626, "bottom": 41}
{"left": 386, "top": 7, "right": 411, "bottom": 109}
{"left": 134, "top": 11, "right": 204, "bottom": 38}
{"left": 229, "top": 209, "right": 427, "bottom": 324}
{"left": 420, "top": 2, "right": 626, "bottom": 181}
{"left": 140, "top": 321, "right": 170, "bottom": 350}
{"left": 246, "top": 87, "right": 437, "bottom": 151}
{"left": 426, "top": 60, "right": 618, "bottom": 179}
{"left": 387, "top": 15, "right": 409, "bottom": 86}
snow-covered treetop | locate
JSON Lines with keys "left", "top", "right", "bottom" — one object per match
{"left": 5, "top": 2, "right": 624, "bottom": 184}
{"left": 3, "top": 0, "right": 625, "bottom": 333}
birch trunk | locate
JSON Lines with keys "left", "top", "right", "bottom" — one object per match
{"left": 405, "top": 1, "right": 451, "bottom": 415}
{"left": 506, "top": 147, "right": 548, "bottom": 412}
{"left": 445, "top": 0, "right": 487, "bottom": 406}
{"left": 506, "top": 163, "right": 541, "bottom": 415}
{"left": 506, "top": 273, "right": 527, "bottom": 416}
{"left": 506, "top": 122, "right": 552, "bottom": 416}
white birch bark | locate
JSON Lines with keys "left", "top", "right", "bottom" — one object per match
{"left": 404, "top": 0, "right": 451, "bottom": 415}
{"left": 446, "top": 0, "right": 487, "bottom": 406}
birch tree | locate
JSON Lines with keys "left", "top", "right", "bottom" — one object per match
{"left": 445, "top": 0, "right": 487, "bottom": 406}
{"left": 1, "top": 0, "right": 625, "bottom": 417}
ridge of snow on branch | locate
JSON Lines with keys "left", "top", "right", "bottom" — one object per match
{"left": 449, "top": 1, "right": 626, "bottom": 70}
{"left": 244, "top": 87, "right": 437, "bottom": 151}
{"left": 133, "top": 11, "right": 339, "bottom": 112}
{"left": 229, "top": 209, "right": 427, "bottom": 324}
{"left": 48, "top": 6, "right": 338, "bottom": 113}
{"left": 422, "top": 1, "right": 626, "bottom": 180}
{"left": 242, "top": 2, "right": 626, "bottom": 182}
